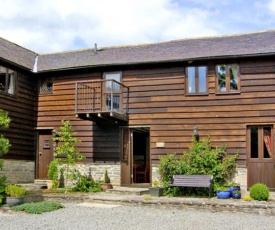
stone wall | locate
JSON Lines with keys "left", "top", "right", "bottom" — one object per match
{"left": 0, "top": 160, "right": 35, "bottom": 183}
{"left": 72, "top": 162, "right": 121, "bottom": 186}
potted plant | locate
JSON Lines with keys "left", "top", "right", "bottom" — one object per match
{"left": 47, "top": 159, "right": 59, "bottom": 189}
{"left": 226, "top": 182, "right": 241, "bottom": 197}
{"left": 100, "top": 170, "right": 113, "bottom": 191}
{"left": 231, "top": 189, "right": 241, "bottom": 199}
{"left": 5, "top": 184, "right": 26, "bottom": 206}
{"left": 149, "top": 179, "right": 164, "bottom": 197}
{"left": 215, "top": 185, "right": 230, "bottom": 199}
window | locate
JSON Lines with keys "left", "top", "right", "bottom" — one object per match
{"left": 186, "top": 66, "right": 207, "bottom": 94}
{"left": 0, "top": 66, "right": 16, "bottom": 95}
{"left": 249, "top": 126, "right": 273, "bottom": 159}
{"left": 216, "top": 64, "right": 240, "bottom": 93}
{"left": 39, "top": 78, "right": 53, "bottom": 94}
{"left": 103, "top": 72, "right": 122, "bottom": 112}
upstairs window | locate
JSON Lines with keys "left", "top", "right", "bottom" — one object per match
{"left": 186, "top": 66, "right": 207, "bottom": 94}
{"left": 39, "top": 78, "right": 53, "bottom": 94}
{"left": 0, "top": 66, "right": 16, "bottom": 95}
{"left": 216, "top": 64, "right": 240, "bottom": 93}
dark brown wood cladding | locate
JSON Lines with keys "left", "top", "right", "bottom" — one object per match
{"left": 36, "top": 59, "right": 275, "bottom": 165}
{"left": 37, "top": 73, "right": 120, "bottom": 162}
{"left": 0, "top": 73, "right": 37, "bottom": 160}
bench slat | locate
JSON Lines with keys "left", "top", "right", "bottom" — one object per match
{"left": 169, "top": 175, "right": 213, "bottom": 188}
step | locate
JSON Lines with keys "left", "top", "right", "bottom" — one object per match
{"left": 106, "top": 186, "right": 149, "bottom": 195}
{"left": 34, "top": 179, "right": 48, "bottom": 185}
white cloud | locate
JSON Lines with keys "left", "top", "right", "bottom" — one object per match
{"left": 0, "top": 0, "right": 221, "bottom": 53}
{"left": 267, "top": 0, "right": 275, "bottom": 12}
{"left": 0, "top": 0, "right": 273, "bottom": 53}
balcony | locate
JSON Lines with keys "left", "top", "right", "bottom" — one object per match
{"left": 75, "top": 79, "right": 129, "bottom": 124}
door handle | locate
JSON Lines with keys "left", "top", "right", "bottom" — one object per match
{"left": 39, "top": 152, "right": 42, "bottom": 157}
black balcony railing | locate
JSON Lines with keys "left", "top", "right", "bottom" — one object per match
{"left": 75, "top": 79, "right": 129, "bottom": 122}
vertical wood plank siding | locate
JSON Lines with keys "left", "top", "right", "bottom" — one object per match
{"left": 0, "top": 73, "right": 37, "bottom": 160}
{"left": 37, "top": 59, "right": 275, "bottom": 165}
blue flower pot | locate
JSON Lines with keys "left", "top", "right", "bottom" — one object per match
{"left": 226, "top": 186, "right": 241, "bottom": 197}
{"left": 216, "top": 190, "right": 230, "bottom": 199}
{"left": 231, "top": 192, "right": 241, "bottom": 199}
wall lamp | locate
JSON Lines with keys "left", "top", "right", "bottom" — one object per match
{"left": 51, "top": 129, "right": 59, "bottom": 144}
{"left": 193, "top": 126, "right": 199, "bottom": 142}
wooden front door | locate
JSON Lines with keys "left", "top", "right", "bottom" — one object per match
{"left": 120, "top": 128, "right": 132, "bottom": 185}
{"left": 120, "top": 127, "right": 151, "bottom": 185}
{"left": 38, "top": 133, "right": 54, "bottom": 179}
{"left": 247, "top": 126, "right": 275, "bottom": 189}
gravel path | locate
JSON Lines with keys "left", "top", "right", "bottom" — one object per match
{"left": 1, "top": 202, "right": 275, "bottom": 230}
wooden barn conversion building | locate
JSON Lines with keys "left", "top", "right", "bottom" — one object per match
{"left": 1, "top": 30, "right": 275, "bottom": 189}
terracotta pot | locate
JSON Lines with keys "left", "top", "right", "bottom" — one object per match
{"left": 46, "top": 180, "right": 53, "bottom": 189}
{"left": 100, "top": 183, "right": 113, "bottom": 191}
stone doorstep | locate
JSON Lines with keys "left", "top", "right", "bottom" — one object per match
{"left": 106, "top": 187, "right": 149, "bottom": 195}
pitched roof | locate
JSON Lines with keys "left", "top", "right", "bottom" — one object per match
{"left": 1, "top": 30, "right": 275, "bottom": 72}
{"left": 0, "top": 37, "right": 37, "bottom": 70}
{"left": 37, "top": 30, "right": 275, "bottom": 72}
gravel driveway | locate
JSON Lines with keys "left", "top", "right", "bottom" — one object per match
{"left": 1, "top": 202, "right": 275, "bottom": 230}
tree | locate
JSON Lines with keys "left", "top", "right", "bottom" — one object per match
{"left": 53, "top": 120, "right": 85, "bottom": 187}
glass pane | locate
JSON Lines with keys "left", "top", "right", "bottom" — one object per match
{"left": 8, "top": 70, "right": 15, "bottom": 95}
{"left": 229, "top": 64, "right": 238, "bottom": 91}
{"left": 106, "top": 94, "right": 120, "bottom": 111}
{"left": 187, "top": 67, "right": 195, "bottom": 93}
{"left": 0, "top": 67, "right": 7, "bottom": 91}
{"left": 105, "top": 73, "right": 121, "bottom": 91}
{"left": 40, "top": 78, "right": 53, "bottom": 94}
{"left": 250, "top": 127, "right": 258, "bottom": 158}
{"left": 198, "top": 66, "right": 207, "bottom": 92}
{"left": 263, "top": 127, "right": 272, "bottom": 158}
{"left": 217, "top": 65, "right": 226, "bottom": 91}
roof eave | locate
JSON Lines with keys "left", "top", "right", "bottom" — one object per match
{"left": 35, "top": 52, "right": 275, "bottom": 73}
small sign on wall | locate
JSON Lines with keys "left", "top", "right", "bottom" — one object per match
{"left": 156, "top": 142, "right": 165, "bottom": 148}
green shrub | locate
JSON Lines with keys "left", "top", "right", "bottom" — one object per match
{"left": 5, "top": 184, "right": 26, "bottom": 197}
{"left": 11, "top": 201, "right": 64, "bottom": 214}
{"left": 249, "top": 183, "right": 269, "bottom": 201}
{"left": 158, "top": 137, "right": 239, "bottom": 196}
{"left": 71, "top": 170, "right": 102, "bottom": 193}
{"left": 104, "top": 170, "right": 110, "bottom": 183}
{"left": 47, "top": 160, "right": 59, "bottom": 189}
{"left": 0, "top": 176, "right": 6, "bottom": 204}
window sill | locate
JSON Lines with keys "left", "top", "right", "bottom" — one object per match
{"left": 0, "top": 91, "right": 17, "bottom": 97}
{"left": 185, "top": 93, "right": 209, "bottom": 96}
{"left": 215, "top": 91, "right": 241, "bottom": 95}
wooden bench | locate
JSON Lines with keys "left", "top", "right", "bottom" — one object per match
{"left": 169, "top": 175, "right": 213, "bottom": 197}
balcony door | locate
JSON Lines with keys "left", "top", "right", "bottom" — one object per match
{"left": 103, "top": 72, "right": 122, "bottom": 112}
{"left": 247, "top": 126, "right": 275, "bottom": 190}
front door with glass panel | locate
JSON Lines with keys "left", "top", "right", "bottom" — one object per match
{"left": 247, "top": 126, "right": 275, "bottom": 189}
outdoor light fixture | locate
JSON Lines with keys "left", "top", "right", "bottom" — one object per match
{"left": 51, "top": 129, "right": 59, "bottom": 147}
{"left": 193, "top": 126, "right": 199, "bottom": 142}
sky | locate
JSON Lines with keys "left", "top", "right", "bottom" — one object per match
{"left": 1, "top": 0, "right": 275, "bottom": 54}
